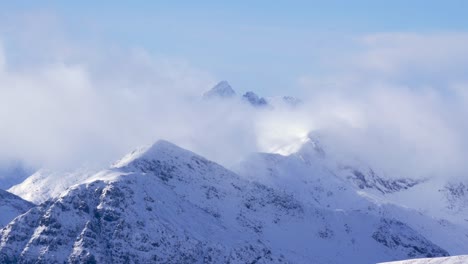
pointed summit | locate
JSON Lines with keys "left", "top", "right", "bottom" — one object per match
{"left": 203, "top": 80, "right": 236, "bottom": 99}
{"left": 112, "top": 140, "right": 200, "bottom": 169}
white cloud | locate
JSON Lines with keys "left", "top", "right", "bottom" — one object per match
{"left": 297, "top": 32, "right": 468, "bottom": 179}
{"left": 1, "top": 15, "right": 468, "bottom": 184}
{"left": 0, "top": 41, "right": 221, "bottom": 169}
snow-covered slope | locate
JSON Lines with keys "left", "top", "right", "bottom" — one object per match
{"left": 0, "top": 189, "right": 34, "bottom": 228}
{"left": 8, "top": 168, "right": 96, "bottom": 204}
{"left": 234, "top": 134, "right": 468, "bottom": 257}
{"left": 0, "top": 140, "right": 453, "bottom": 263}
{"left": 379, "top": 255, "right": 468, "bottom": 264}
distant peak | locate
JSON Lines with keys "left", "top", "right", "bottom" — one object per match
{"left": 203, "top": 81, "right": 236, "bottom": 98}
{"left": 242, "top": 91, "right": 268, "bottom": 107}
{"left": 215, "top": 80, "right": 230, "bottom": 87}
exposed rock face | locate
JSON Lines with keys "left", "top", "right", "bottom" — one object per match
{"left": 372, "top": 219, "right": 449, "bottom": 258}
{"left": 242, "top": 91, "right": 268, "bottom": 107}
{"left": 344, "top": 167, "right": 423, "bottom": 194}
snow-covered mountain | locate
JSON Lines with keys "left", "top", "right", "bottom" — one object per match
{"left": 0, "top": 140, "right": 461, "bottom": 263}
{"left": 203, "top": 81, "right": 299, "bottom": 108}
{"left": 234, "top": 134, "right": 468, "bottom": 255}
{"left": 0, "top": 189, "right": 34, "bottom": 228}
{"left": 379, "top": 255, "right": 468, "bottom": 264}
{"left": 8, "top": 168, "right": 96, "bottom": 204}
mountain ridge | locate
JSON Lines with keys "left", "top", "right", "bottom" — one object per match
{"left": 0, "top": 139, "right": 461, "bottom": 263}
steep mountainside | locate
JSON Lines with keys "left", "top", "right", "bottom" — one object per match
{"left": 0, "top": 140, "right": 454, "bottom": 263}
{"left": 0, "top": 189, "right": 34, "bottom": 228}
{"left": 234, "top": 135, "right": 468, "bottom": 256}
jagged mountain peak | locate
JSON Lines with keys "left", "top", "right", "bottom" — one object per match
{"left": 202, "top": 81, "right": 302, "bottom": 110}
{"left": 242, "top": 91, "right": 268, "bottom": 107}
{"left": 203, "top": 80, "right": 236, "bottom": 98}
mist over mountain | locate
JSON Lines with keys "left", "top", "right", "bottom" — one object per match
{"left": 2, "top": 31, "right": 468, "bottom": 182}
{"left": 0, "top": 160, "right": 34, "bottom": 189}
{"left": 2, "top": 3, "right": 468, "bottom": 263}
{"left": 2, "top": 72, "right": 468, "bottom": 263}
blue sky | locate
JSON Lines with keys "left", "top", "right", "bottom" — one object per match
{"left": 1, "top": 1, "right": 468, "bottom": 95}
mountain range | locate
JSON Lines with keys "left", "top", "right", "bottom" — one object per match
{"left": 0, "top": 82, "right": 467, "bottom": 263}
{"left": 203, "top": 81, "right": 301, "bottom": 108}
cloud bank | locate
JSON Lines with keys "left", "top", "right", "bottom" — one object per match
{"left": 1, "top": 14, "right": 468, "bottom": 182}
{"left": 298, "top": 32, "right": 468, "bottom": 179}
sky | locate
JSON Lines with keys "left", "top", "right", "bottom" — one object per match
{"left": 1, "top": 1, "right": 468, "bottom": 95}
{"left": 1, "top": 2, "right": 468, "bottom": 181}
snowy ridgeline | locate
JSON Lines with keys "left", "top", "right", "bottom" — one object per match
{"left": 0, "top": 138, "right": 467, "bottom": 263}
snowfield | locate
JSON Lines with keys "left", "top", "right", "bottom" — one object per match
{"left": 379, "top": 255, "right": 468, "bottom": 264}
